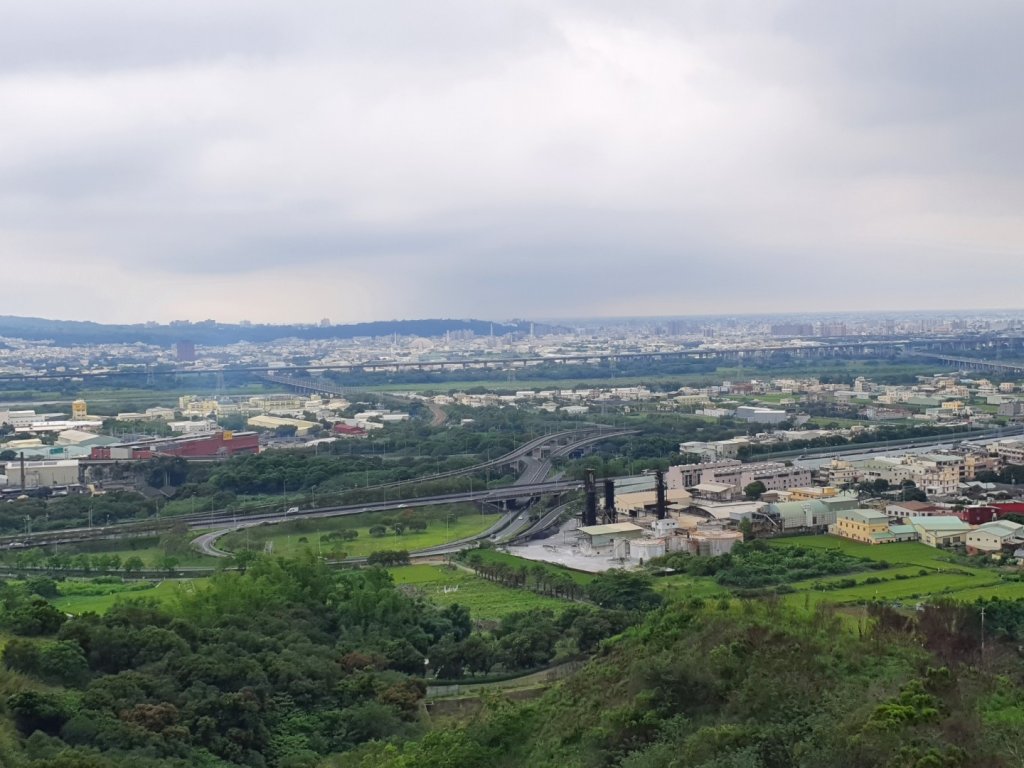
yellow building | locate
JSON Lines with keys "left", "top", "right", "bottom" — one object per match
{"left": 71, "top": 399, "right": 88, "bottom": 419}
{"left": 788, "top": 486, "right": 839, "bottom": 502}
{"left": 246, "top": 414, "right": 319, "bottom": 436}
{"left": 835, "top": 510, "right": 893, "bottom": 544}
{"left": 182, "top": 399, "right": 221, "bottom": 417}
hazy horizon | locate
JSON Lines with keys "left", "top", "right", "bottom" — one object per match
{"left": 4, "top": 305, "right": 1024, "bottom": 330}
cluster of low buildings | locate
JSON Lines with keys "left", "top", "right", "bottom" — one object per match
{"left": 576, "top": 518, "right": 744, "bottom": 563}
{"left": 0, "top": 392, "right": 416, "bottom": 492}
{"left": 535, "top": 426, "right": 1024, "bottom": 571}
{"left": 831, "top": 505, "right": 1024, "bottom": 557}
{"left": 430, "top": 371, "right": 1023, "bottom": 428}
{"left": 667, "top": 459, "right": 811, "bottom": 496}
{"left": 823, "top": 452, "right": 992, "bottom": 497}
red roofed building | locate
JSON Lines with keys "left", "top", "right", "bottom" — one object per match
{"left": 88, "top": 431, "right": 259, "bottom": 461}
{"left": 959, "top": 506, "right": 1002, "bottom": 525}
{"left": 157, "top": 430, "right": 259, "bottom": 458}
{"left": 333, "top": 424, "right": 368, "bottom": 438}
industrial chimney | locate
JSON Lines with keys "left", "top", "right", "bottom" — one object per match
{"left": 603, "top": 479, "right": 616, "bottom": 524}
{"left": 584, "top": 469, "right": 598, "bottom": 527}
{"left": 655, "top": 469, "right": 666, "bottom": 520}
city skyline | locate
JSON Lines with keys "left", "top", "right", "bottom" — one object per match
{"left": 3, "top": 1, "right": 1024, "bottom": 323}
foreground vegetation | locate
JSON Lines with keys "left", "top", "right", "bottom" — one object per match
{"left": 6, "top": 532, "right": 1024, "bottom": 765}
{"left": 341, "top": 597, "right": 1023, "bottom": 768}
{"left": 0, "top": 555, "right": 643, "bottom": 767}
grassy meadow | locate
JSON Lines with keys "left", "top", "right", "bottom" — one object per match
{"left": 767, "top": 535, "right": 1016, "bottom": 608}
{"left": 390, "top": 564, "right": 570, "bottom": 620}
{"left": 51, "top": 579, "right": 205, "bottom": 615}
{"left": 218, "top": 508, "right": 500, "bottom": 559}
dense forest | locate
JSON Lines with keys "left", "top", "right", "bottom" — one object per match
{"left": 338, "top": 597, "right": 1024, "bottom": 768}
{"left": 0, "top": 557, "right": 637, "bottom": 767}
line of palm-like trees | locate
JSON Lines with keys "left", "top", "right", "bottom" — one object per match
{"left": 463, "top": 553, "right": 584, "bottom": 600}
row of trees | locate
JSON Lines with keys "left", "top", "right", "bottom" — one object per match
{"left": 464, "top": 554, "right": 664, "bottom": 610}
{"left": 466, "top": 555, "right": 585, "bottom": 600}
{"left": 0, "top": 550, "right": 152, "bottom": 575}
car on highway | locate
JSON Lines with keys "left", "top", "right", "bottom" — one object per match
{"left": 284, "top": 506, "right": 299, "bottom": 515}
{"left": 397, "top": 504, "right": 409, "bottom": 509}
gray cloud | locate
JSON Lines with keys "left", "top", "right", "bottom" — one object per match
{"left": 0, "top": 1, "right": 1022, "bottom": 323}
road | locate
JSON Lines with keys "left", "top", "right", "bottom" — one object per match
{"left": 512, "top": 501, "right": 575, "bottom": 542}
{"left": 192, "top": 529, "right": 235, "bottom": 557}
{"left": 0, "top": 427, "right": 627, "bottom": 551}
{"left": 789, "top": 424, "right": 1024, "bottom": 469}
{"left": 194, "top": 500, "right": 531, "bottom": 560}
{"left": 349, "top": 426, "right": 634, "bottom": 493}
{"left": 426, "top": 402, "right": 448, "bottom": 427}
{"left": 0, "top": 478, "right": 587, "bottom": 552}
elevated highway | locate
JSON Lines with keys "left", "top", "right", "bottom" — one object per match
{"left": 354, "top": 426, "right": 636, "bottom": 492}
{"left": 903, "top": 351, "right": 1024, "bottom": 375}
{"left": 0, "top": 479, "right": 586, "bottom": 550}
{"left": 0, "top": 425, "right": 629, "bottom": 550}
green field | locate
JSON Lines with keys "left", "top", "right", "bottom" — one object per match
{"left": 788, "top": 565, "right": 928, "bottom": 588}
{"left": 390, "top": 564, "right": 569, "bottom": 620}
{"left": 362, "top": 361, "right": 944, "bottom": 395}
{"left": 947, "top": 582, "right": 1024, "bottom": 601}
{"left": 51, "top": 579, "right": 204, "bottom": 614}
{"left": 219, "top": 510, "right": 501, "bottom": 559}
{"left": 465, "top": 549, "right": 727, "bottom": 602}
{"left": 653, "top": 573, "right": 729, "bottom": 600}
{"left": 4, "top": 536, "right": 218, "bottom": 570}
{"left": 769, "top": 535, "right": 1013, "bottom": 607}
{"left": 767, "top": 536, "right": 961, "bottom": 568}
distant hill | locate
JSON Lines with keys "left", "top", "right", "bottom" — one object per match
{"left": 0, "top": 315, "right": 562, "bottom": 346}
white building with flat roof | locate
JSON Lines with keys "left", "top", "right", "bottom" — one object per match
{"left": 3, "top": 459, "right": 79, "bottom": 488}
{"left": 578, "top": 522, "right": 645, "bottom": 553}
{"left": 734, "top": 406, "right": 789, "bottom": 424}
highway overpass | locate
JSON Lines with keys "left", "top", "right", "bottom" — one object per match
{"left": 0, "top": 479, "right": 585, "bottom": 550}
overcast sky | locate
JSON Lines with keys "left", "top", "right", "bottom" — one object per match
{"left": 1, "top": 1, "right": 1022, "bottom": 324}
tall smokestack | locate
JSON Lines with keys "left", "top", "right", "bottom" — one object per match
{"left": 603, "top": 479, "right": 616, "bottom": 524}
{"left": 655, "top": 469, "right": 666, "bottom": 520}
{"left": 584, "top": 469, "right": 597, "bottom": 527}
{"left": 19, "top": 451, "right": 25, "bottom": 492}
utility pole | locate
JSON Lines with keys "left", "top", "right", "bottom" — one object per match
{"left": 980, "top": 605, "right": 987, "bottom": 665}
